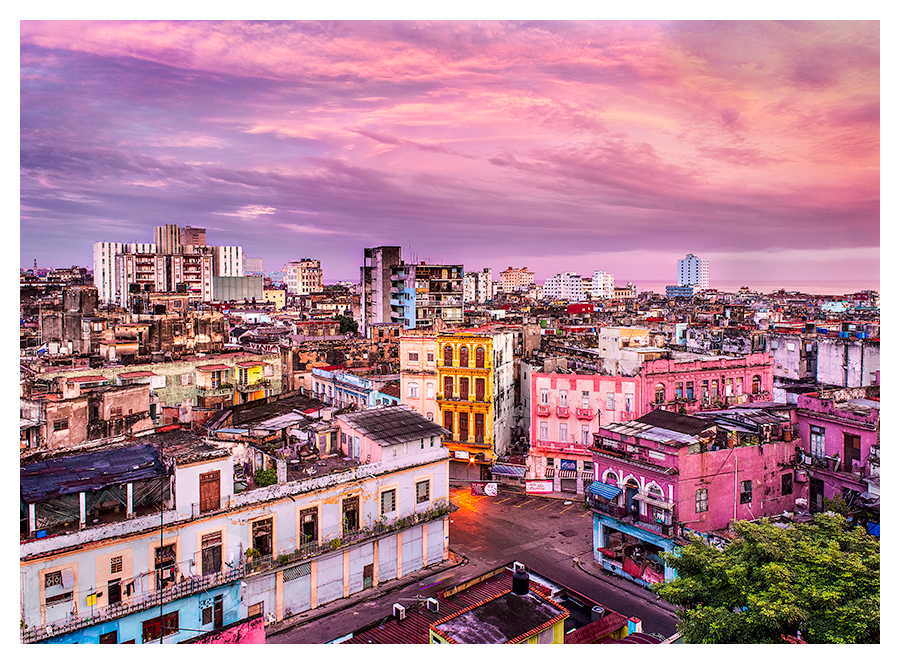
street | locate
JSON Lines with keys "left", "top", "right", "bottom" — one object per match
{"left": 448, "top": 483, "right": 680, "bottom": 638}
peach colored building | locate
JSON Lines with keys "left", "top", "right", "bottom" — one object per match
{"left": 399, "top": 335, "right": 439, "bottom": 423}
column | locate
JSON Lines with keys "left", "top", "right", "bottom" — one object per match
{"left": 275, "top": 570, "right": 284, "bottom": 621}
{"left": 28, "top": 504, "right": 36, "bottom": 536}
{"left": 310, "top": 560, "right": 317, "bottom": 609}
{"left": 126, "top": 483, "right": 134, "bottom": 519}
{"left": 396, "top": 532, "right": 402, "bottom": 579}
{"left": 342, "top": 549, "right": 350, "bottom": 598}
{"left": 373, "top": 539, "right": 380, "bottom": 587}
{"left": 422, "top": 523, "right": 428, "bottom": 566}
{"left": 79, "top": 492, "right": 86, "bottom": 529}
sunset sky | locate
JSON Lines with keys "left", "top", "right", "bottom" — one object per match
{"left": 19, "top": 19, "right": 880, "bottom": 292}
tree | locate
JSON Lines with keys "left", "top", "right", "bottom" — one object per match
{"left": 655, "top": 513, "right": 879, "bottom": 643}
{"left": 336, "top": 315, "right": 358, "bottom": 334}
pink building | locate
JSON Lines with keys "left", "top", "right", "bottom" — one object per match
{"left": 527, "top": 371, "right": 640, "bottom": 495}
{"left": 795, "top": 386, "right": 880, "bottom": 514}
{"left": 399, "top": 335, "right": 439, "bottom": 422}
{"left": 587, "top": 408, "right": 799, "bottom": 588}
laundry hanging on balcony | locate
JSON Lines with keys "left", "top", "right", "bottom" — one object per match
{"left": 589, "top": 481, "right": 623, "bottom": 500}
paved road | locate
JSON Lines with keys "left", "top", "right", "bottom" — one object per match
{"left": 448, "top": 483, "right": 680, "bottom": 638}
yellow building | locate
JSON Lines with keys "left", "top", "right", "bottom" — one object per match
{"left": 436, "top": 331, "right": 495, "bottom": 480}
{"left": 234, "top": 359, "right": 271, "bottom": 405}
{"left": 264, "top": 289, "right": 286, "bottom": 310}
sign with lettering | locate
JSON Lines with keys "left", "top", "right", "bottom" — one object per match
{"left": 525, "top": 480, "right": 553, "bottom": 494}
{"left": 454, "top": 450, "right": 470, "bottom": 460}
{"left": 560, "top": 459, "right": 578, "bottom": 471}
{"left": 471, "top": 482, "right": 498, "bottom": 496}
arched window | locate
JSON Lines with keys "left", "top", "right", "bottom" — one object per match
{"left": 654, "top": 383, "right": 666, "bottom": 404}
{"left": 443, "top": 345, "right": 453, "bottom": 366}
{"left": 459, "top": 345, "right": 469, "bottom": 368}
{"left": 752, "top": 375, "right": 761, "bottom": 394}
{"left": 475, "top": 346, "right": 485, "bottom": 368}
{"left": 444, "top": 376, "right": 454, "bottom": 398}
{"left": 604, "top": 471, "right": 618, "bottom": 485}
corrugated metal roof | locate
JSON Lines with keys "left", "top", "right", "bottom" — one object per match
{"left": 196, "top": 364, "right": 231, "bottom": 372}
{"left": 337, "top": 405, "right": 448, "bottom": 447}
{"left": 565, "top": 612, "right": 629, "bottom": 644}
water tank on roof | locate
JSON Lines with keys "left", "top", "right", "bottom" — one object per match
{"left": 512, "top": 562, "right": 529, "bottom": 595}
{"left": 591, "top": 605, "right": 606, "bottom": 622}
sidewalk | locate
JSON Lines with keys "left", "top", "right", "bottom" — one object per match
{"left": 264, "top": 550, "right": 468, "bottom": 640}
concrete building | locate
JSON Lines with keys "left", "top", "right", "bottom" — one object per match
{"left": 815, "top": 337, "right": 879, "bottom": 388}
{"left": 181, "top": 226, "right": 207, "bottom": 251}
{"left": 464, "top": 268, "right": 493, "bottom": 304}
{"left": 499, "top": 267, "right": 535, "bottom": 294}
{"left": 92, "top": 242, "right": 156, "bottom": 304}
{"left": 361, "top": 246, "right": 402, "bottom": 335}
{"left": 392, "top": 262, "right": 464, "bottom": 329}
{"left": 154, "top": 224, "right": 182, "bottom": 255}
{"left": 282, "top": 259, "right": 323, "bottom": 296}
{"left": 677, "top": 253, "right": 709, "bottom": 290}
{"left": 243, "top": 256, "right": 264, "bottom": 274}
{"left": 213, "top": 276, "right": 264, "bottom": 303}
{"left": 399, "top": 334, "right": 439, "bottom": 423}
{"left": 543, "top": 272, "right": 585, "bottom": 302}
{"left": 214, "top": 246, "right": 244, "bottom": 277}
{"left": 115, "top": 253, "right": 214, "bottom": 306}
{"left": 591, "top": 271, "right": 615, "bottom": 300}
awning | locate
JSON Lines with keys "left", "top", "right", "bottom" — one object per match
{"left": 580, "top": 472, "right": 595, "bottom": 480}
{"left": 545, "top": 467, "right": 555, "bottom": 478}
{"left": 589, "top": 481, "right": 623, "bottom": 500}
{"left": 491, "top": 464, "right": 526, "bottom": 477}
{"left": 558, "top": 469, "right": 577, "bottom": 479}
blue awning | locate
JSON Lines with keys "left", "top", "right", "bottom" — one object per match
{"left": 589, "top": 481, "right": 623, "bottom": 500}
{"left": 491, "top": 464, "right": 526, "bottom": 477}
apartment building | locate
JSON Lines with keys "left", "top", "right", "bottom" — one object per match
{"left": 591, "top": 271, "right": 615, "bottom": 300}
{"left": 399, "top": 334, "right": 439, "bottom": 422}
{"left": 92, "top": 242, "right": 156, "bottom": 304}
{"left": 283, "top": 259, "right": 323, "bottom": 296}
{"left": 543, "top": 272, "right": 585, "bottom": 302}
{"left": 115, "top": 252, "right": 214, "bottom": 305}
{"left": 499, "top": 267, "right": 535, "bottom": 293}
{"left": 392, "top": 262, "right": 464, "bottom": 329}
{"left": 463, "top": 268, "right": 492, "bottom": 304}
{"left": 214, "top": 246, "right": 244, "bottom": 277}
{"left": 361, "top": 246, "right": 402, "bottom": 335}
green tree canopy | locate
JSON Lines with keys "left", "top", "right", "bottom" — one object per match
{"left": 655, "top": 514, "right": 879, "bottom": 644}
{"left": 336, "top": 315, "right": 358, "bottom": 334}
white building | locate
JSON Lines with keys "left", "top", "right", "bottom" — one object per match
{"left": 283, "top": 259, "right": 323, "bottom": 295}
{"left": 678, "top": 254, "right": 709, "bottom": 290}
{"left": 92, "top": 242, "right": 156, "bottom": 304}
{"left": 499, "top": 267, "right": 534, "bottom": 293}
{"left": 543, "top": 272, "right": 585, "bottom": 301}
{"left": 463, "top": 268, "right": 492, "bottom": 304}
{"left": 214, "top": 246, "right": 244, "bottom": 277}
{"left": 591, "top": 271, "right": 615, "bottom": 299}
{"left": 154, "top": 224, "right": 182, "bottom": 255}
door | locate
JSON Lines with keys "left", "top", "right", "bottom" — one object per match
{"left": 107, "top": 578, "right": 121, "bottom": 605}
{"left": 213, "top": 595, "right": 223, "bottom": 630}
{"left": 99, "top": 630, "right": 117, "bottom": 644}
{"left": 810, "top": 478, "right": 825, "bottom": 513}
{"left": 199, "top": 471, "right": 220, "bottom": 513}
{"left": 363, "top": 563, "right": 374, "bottom": 589}
{"left": 843, "top": 434, "right": 861, "bottom": 473}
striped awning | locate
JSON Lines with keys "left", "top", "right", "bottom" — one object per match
{"left": 589, "top": 481, "right": 623, "bottom": 500}
{"left": 491, "top": 464, "right": 526, "bottom": 477}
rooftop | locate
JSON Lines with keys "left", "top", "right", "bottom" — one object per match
{"left": 431, "top": 590, "right": 568, "bottom": 644}
{"left": 337, "top": 405, "right": 448, "bottom": 447}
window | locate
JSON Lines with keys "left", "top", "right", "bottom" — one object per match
{"left": 444, "top": 410, "right": 453, "bottom": 433}
{"left": 701, "top": 380, "right": 709, "bottom": 401}
{"left": 426, "top": 382, "right": 435, "bottom": 399}
{"left": 44, "top": 571, "right": 63, "bottom": 588}
{"left": 810, "top": 425, "right": 825, "bottom": 458}
{"left": 475, "top": 346, "right": 485, "bottom": 368}
{"left": 142, "top": 610, "right": 179, "bottom": 642}
{"left": 539, "top": 421, "right": 548, "bottom": 441}
{"left": 252, "top": 517, "right": 274, "bottom": 556}
{"left": 459, "top": 412, "right": 469, "bottom": 440}
{"left": 606, "top": 392, "right": 615, "bottom": 410}
{"left": 559, "top": 423, "right": 568, "bottom": 444}
{"left": 342, "top": 497, "right": 359, "bottom": 533}
{"left": 675, "top": 382, "right": 683, "bottom": 399}
{"left": 625, "top": 394, "right": 634, "bottom": 412}
{"left": 155, "top": 544, "right": 176, "bottom": 588}
{"left": 201, "top": 531, "right": 222, "bottom": 576}
{"left": 427, "top": 412, "right": 434, "bottom": 421}
{"left": 408, "top": 352, "right": 419, "bottom": 362}
{"left": 416, "top": 480, "right": 430, "bottom": 504}
{"left": 444, "top": 376, "right": 453, "bottom": 398}
{"left": 559, "top": 390, "right": 568, "bottom": 407}
{"left": 583, "top": 461, "right": 593, "bottom": 472}
{"left": 604, "top": 471, "right": 618, "bottom": 485}
{"left": 182, "top": 372, "right": 194, "bottom": 386}
{"left": 409, "top": 382, "right": 419, "bottom": 398}
{"left": 787, "top": 342, "right": 796, "bottom": 352}
{"left": 427, "top": 352, "right": 434, "bottom": 363}
{"left": 740, "top": 480, "right": 752, "bottom": 504}
{"left": 110, "top": 556, "right": 123, "bottom": 574}
{"left": 474, "top": 413, "right": 485, "bottom": 441}
{"left": 781, "top": 473, "right": 793, "bottom": 496}
{"left": 654, "top": 384, "right": 665, "bottom": 404}
{"left": 459, "top": 346, "right": 469, "bottom": 367}
{"left": 53, "top": 418, "right": 69, "bottom": 432}
{"left": 443, "top": 345, "right": 453, "bottom": 365}
{"left": 582, "top": 391, "right": 590, "bottom": 408}
{"left": 735, "top": 377, "right": 742, "bottom": 394}
{"left": 199, "top": 470, "right": 220, "bottom": 514}
{"left": 686, "top": 382, "right": 694, "bottom": 400}
{"left": 695, "top": 488, "right": 708, "bottom": 513}
{"left": 752, "top": 375, "right": 762, "bottom": 394}
{"left": 540, "top": 388, "right": 549, "bottom": 405}
{"left": 547, "top": 457, "right": 555, "bottom": 467}
{"left": 248, "top": 602, "right": 263, "bottom": 618}
{"left": 581, "top": 425, "right": 590, "bottom": 446}
{"left": 300, "top": 507, "right": 318, "bottom": 543}
{"left": 381, "top": 489, "right": 396, "bottom": 515}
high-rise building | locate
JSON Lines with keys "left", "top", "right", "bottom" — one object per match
{"left": 499, "top": 267, "right": 535, "bottom": 293}
{"left": 92, "top": 241, "right": 156, "bottom": 304}
{"left": 242, "top": 256, "right": 264, "bottom": 274}
{"left": 282, "top": 259, "right": 323, "bottom": 295}
{"left": 361, "top": 246, "right": 402, "bottom": 334}
{"left": 591, "top": 271, "right": 615, "bottom": 299}
{"left": 154, "top": 224, "right": 182, "bottom": 255}
{"left": 394, "top": 263, "right": 464, "bottom": 329}
{"left": 678, "top": 253, "right": 709, "bottom": 290}
{"left": 115, "top": 252, "right": 214, "bottom": 305}
{"left": 181, "top": 226, "right": 207, "bottom": 251}
{"left": 214, "top": 246, "right": 244, "bottom": 277}
{"left": 543, "top": 272, "right": 585, "bottom": 301}
{"left": 463, "top": 268, "right": 492, "bottom": 304}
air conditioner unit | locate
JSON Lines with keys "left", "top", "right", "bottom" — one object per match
{"left": 393, "top": 603, "right": 406, "bottom": 620}
{"left": 512, "top": 562, "right": 525, "bottom": 573}
{"left": 426, "top": 598, "right": 440, "bottom": 613}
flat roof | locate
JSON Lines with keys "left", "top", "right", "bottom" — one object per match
{"left": 432, "top": 590, "right": 568, "bottom": 644}
{"left": 337, "top": 405, "right": 448, "bottom": 446}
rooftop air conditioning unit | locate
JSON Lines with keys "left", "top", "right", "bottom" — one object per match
{"left": 426, "top": 598, "right": 440, "bottom": 613}
{"left": 392, "top": 603, "right": 406, "bottom": 620}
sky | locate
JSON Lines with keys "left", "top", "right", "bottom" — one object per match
{"left": 19, "top": 19, "right": 881, "bottom": 293}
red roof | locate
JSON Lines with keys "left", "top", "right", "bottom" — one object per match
{"left": 565, "top": 612, "right": 629, "bottom": 644}
{"left": 197, "top": 364, "right": 231, "bottom": 372}
{"left": 236, "top": 361, "right": 265, "bottom": 368}
{"left": 66, "top": 375, "right": 106, "bottom": 383}
{"left": 118, "top": 371, "right": 157, "bottom": 378}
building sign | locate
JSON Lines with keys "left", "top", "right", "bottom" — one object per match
{"left": 454, "top": 450, "right": 470, "bottom": 460}
{"left": 525, "top": 480, "right": 553, "bottom": 494}
{"left": 470, "top": 482, "right": 498, "bottom": 496}
{"left": 560, "top": 459, "right": 578, "bottom": 471}
{"left": 648, "top": 450, "right": 666, "bottom": 461}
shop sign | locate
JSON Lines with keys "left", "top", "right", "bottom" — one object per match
{"left": 525, "top": 480, "right": 553, "bottom": 494}
{"left": 560, "top": 459, "right": 578, "bottom": 471}
{"left": 471, "top": 482, "right": 498, "bottom": 496}
{"left": 454, "top": 450, "right": 470, "bottom": 460}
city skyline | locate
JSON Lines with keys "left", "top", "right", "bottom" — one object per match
{"left": 20, "top": 20, "right": 880, "bottom": 291}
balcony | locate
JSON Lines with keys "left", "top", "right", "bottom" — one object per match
{"left": 236, "top": 379, "right": 271, "bottom": 392}
{"left": 575, "top": 408, "right": 594, "bottom": 420}
{"left": 556, "top": 406, "right": 570, "bottom": 418}
{"left": 585, "top": 496, "right": 675, "bottom": 536}
{"left": 536, "top": 404, "right": 551, "bottom": 417}
{"left": 531, "top": 439, "right": 590, "bottom": 455}
{"left": 21, "top": 567, "right": 244, "bottom": 643}
{"left": 619, "top": 411, "right": 637, "bottom": 422}
{"left": 196, "top": 384, "right": 233, "bottom": 396}
{"left": 243, "top": 497, "right": 459, "bottom": 576}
